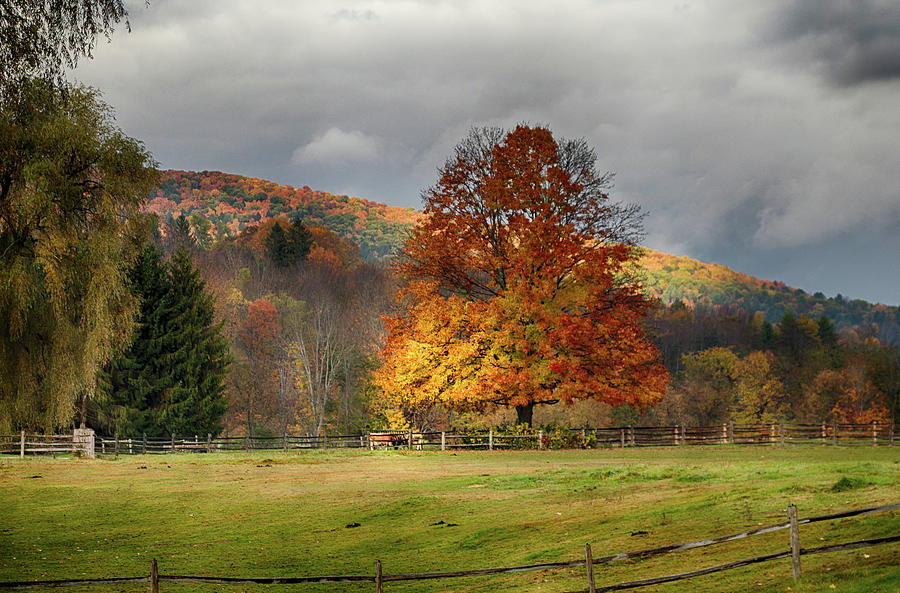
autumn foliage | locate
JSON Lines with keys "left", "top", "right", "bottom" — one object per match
{"left": 375, "top": 126, "right": 668, "bottom": 426}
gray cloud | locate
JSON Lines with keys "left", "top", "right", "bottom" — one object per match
{"left": 72, "top": 0, "right": 900, "bottom": 304}
{"left": 292, "top": 128, "right": 381, "bottom": 165}
{"left": 772, "top": 0, "right": 900, "bottom": 86}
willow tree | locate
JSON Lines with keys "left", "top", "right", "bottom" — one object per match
{"left": 375, "top": 125, "right": 668, "bottom": 426}
{"left": 0, "top": 79, "right": 157, "bottom": 432}
{"left": 1, "top": 0, "right": 130, "bottom": 90}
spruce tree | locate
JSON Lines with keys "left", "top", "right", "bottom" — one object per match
{"left": 288, "top": 217, "right": 314, "bottom": 261}
{"left": 266, "top": 218, "right": 313, "bottom": 267}
{"left": 101, "top": 244, "right": 170, "bottom": 435}
{"left": 103, "top": 246, "right": 229, "bottom": 436}
{"left": 265, "top": 221, "right": 291, "bottom": 266}
{"left": 157, "top": 248, "right": 230, "bottom": 436}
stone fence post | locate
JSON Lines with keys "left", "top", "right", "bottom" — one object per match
{"left": 73, "top": 428, "right": 95, "bottom": 459}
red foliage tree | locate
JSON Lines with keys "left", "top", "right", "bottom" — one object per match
{"left": 375, "top": 125, "right": 668, "bottom": 426}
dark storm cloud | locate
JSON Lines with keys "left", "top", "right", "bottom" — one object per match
{"left": 72, "top": 1, "right": 900, "bottom": 304}
{"left": 773, "top": 0, "right": 900, "bottom": 85}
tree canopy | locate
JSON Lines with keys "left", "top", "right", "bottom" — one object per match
{"left": 374, "top": 125, "right": 668, "bottom": 426}
{"left": 1, "top": 0, "right": 130, "bottom": 90}
{"left": 0, "top": 80, "right": 156, "bottom": 432}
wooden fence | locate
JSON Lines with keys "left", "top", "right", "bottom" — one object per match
{"left": 1, "top": 502, "right": 896, "bottom": 591}
{"left": 0, "top": 432, "right": 78, "bottom": 457}
{"left": 0, "top": 430, "right": 95, "bottom": 458}
{"left": 3, "top": 422, "right": 894, "bottom": 458}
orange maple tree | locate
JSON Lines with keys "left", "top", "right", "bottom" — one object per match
{"left": 374, "top": 125, "right": 668, "bottom": 426}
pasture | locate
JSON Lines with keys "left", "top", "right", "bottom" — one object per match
{"left": 1, "top": 446, "right": 898, "bottom": 593}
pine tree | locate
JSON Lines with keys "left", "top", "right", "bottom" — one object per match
{"left": 102, "top": 246, "right": 230, "bottom": 436}
{"left": 266, "top": 218, "right": 313, "bottom": 267}
{"left": 157, "top": 248, "right": 230, "bottom": 436}
{"left": 101, "top": 244, "right": 170, "bottom": 435}
{"left": 265, "top": 221, "right": 291, "bottom": 266}
{"left": 288, "top": 217, "right": 314, "bottom": 261}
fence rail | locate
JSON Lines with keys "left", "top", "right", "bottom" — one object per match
{"left": 3, "top": 421, "right": 895, "bottom": 459}
{"left": 1, "top": 502, "right": 896, "bottom": 591}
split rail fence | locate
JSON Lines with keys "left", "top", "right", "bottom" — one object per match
{"left": 1, "top": 502, "right": 897, "bottom": 591}
{"left": 2, "top": 422, "right": 894, "bottom": 458}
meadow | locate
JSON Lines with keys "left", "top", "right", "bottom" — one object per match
{"left": 2, "top": 446, "right": 898, "bottom": 593}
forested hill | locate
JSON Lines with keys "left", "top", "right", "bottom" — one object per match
{"left": 147, "top": 169, "right": 898, "bottom": 342}
{"left": 147, "top": 169, "right": 422, "bottom": 260}
{"left": 638, "top": 249, "right": 900, "bottom": 344}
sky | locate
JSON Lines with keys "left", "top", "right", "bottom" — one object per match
{"left": 73, "top": 0, "right": 900, "bottom": 305}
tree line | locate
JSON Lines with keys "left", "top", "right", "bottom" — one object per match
{"left": 1, "top": 5, "right": 895, "bottom": 436}
{"left": 633, "top": 304, "right": 899, "bottom": 428}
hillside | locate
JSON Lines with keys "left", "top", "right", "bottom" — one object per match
{"left": 147, "top": 169, "right": 423, "bottom": 260}
{"left": 638, "top": 249, "right": 900, "bottom": 343}
{"left": 145, "top": 170, "right": 898, "bottom": 342}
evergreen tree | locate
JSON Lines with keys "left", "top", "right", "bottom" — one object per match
{"left": 265, "top": 221, "right": 291, "bottom": 266}
{"left": 266, "top": 218, "right": 313, "bottom": 267}
{"left": 157, "top": 248, "right": 230, "bottom": 436}
{"left": 288, "top": 216, "right": 314, "bottom": 260}
{"left": 103, "top": 246, "right": 230, "bottom": 436}
{"left": 101, "top": 244, "right": 170, "bottom": 435}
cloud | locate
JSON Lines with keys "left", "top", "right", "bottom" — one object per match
{"left": 771, "top": 0, "right": 900, "bottom": 86}
{"left": 330, "top": 8, "right": 379, "bottom": 23}
{"left": 69, "top": 0, "right": 900, "bottom": 303}
{"left": 291, "top": 128, "right": 381, "bottom": 165}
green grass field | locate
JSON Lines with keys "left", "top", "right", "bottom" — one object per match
{"left": 2, "top": 446, "right": 899, "bottom": 593}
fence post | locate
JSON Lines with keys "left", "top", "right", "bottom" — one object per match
{"left": 584, "top": 543, "right": 596, "bottom": 593}
{"left": 680, "top": 425, "right": 685, "bottom": 445}
{"left": 538, "top": 430, "right": 543, "bottom": 450}
{"left": 407, "top": 429, "right": 413, "bottom": 451}
{"left": 489, "top": 429, "right": 493, "bottom": 451}
{"left": 721, "top": 423, "right": 727, "bottom": 444}
{"left": 283, "top": 432, "right": 287, "bottom": 453}
{"left": 728, "top": 421, "right": 734, "bottom": 444}
{"left": 171, "top": 434, "right": 175, "bottom": 453}
{"left": 630, "top": 426, "right": 635, "bottom": 447}
{"left": 374, "top": 559, "right": 383, "bottom": 593}
{"left": 833, "top": 420, "right": 838, "bottom": 446}
{"left": 873, "top": 421, "right": 878, "bottom": 447}
{"left": 441, "top": 431, "right": 446, "bottom": 451}
{"left": 73, "top": 428, "right": 95, "bottom": 459}
{"left": 780, "top": 420, "right": 785, "bottom": 447}
{"left": 142, "top": 433, "right": 147, "bottom": 455}
{"left": 369, "top": 433, "right": 374, "bottom": 451}
{"left": 150, "top": 558, "right": 159, "bottom": 593}
{"left": 620, "top": 428, "right": 625, "bottom": 448}
{"left": 769, "top": 424, "right": 775, "bottom": 447}
{"left": 891, "top": 422, "right": 895, "bottom": 447}
{"left": 207, "top": 433, "right": 212, "bottom": 454}
{"left": 20, "top": 429, "right": 25, "bottom": 458}
{"left": 788, "top": 505, "right": 801, "bottom": 580}
{"left": 821, "top": 423, "right": 826, "bottom": 445}
{"left": 115, "top": 433, "right": 119, "bottom": 458}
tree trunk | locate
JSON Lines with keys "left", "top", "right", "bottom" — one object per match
{"left": 515, "top": 403, "right": 534, "bottom": 427}
{"left": 79, "top": 389, "right": 88, "bottom": 429}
